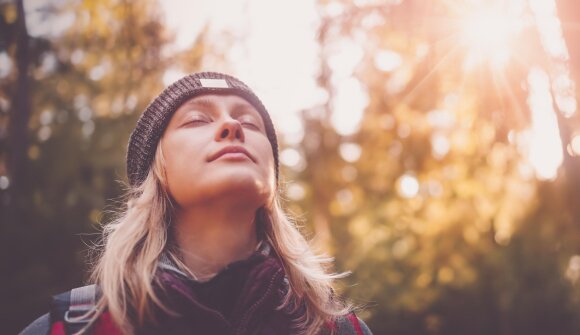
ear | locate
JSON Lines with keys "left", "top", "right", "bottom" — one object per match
{"left": 153, "top": 141, "right": 170, "bottom": 188}
{"left": 152, "top": 142, "right": 179, "bottom": 211}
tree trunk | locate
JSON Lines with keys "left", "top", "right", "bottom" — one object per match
{"left": 7, "top": 0, "right": 31, "bottom": 223}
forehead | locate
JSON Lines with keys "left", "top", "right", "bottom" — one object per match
{"left": 176, "top": 94, "right": 258, "bottom": 114}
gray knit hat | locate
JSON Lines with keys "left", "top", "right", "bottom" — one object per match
{"left": 127, "top": 71, "right": 279, "bottom": 187}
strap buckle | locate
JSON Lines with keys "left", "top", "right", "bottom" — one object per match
{"left": 64, "top": 308, "right": 94, "bottom": 324}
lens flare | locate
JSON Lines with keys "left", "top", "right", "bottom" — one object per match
{"left": 458, "top": 5, "right": 523, "bottom": 68}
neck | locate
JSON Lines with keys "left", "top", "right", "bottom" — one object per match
{"left": 172, "top": 200, "right": 260, "bottom": 282}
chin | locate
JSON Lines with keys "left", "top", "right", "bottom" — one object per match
{"left": 217, "top": 167, "right": 271, "bottom": 188}
{"left": 177, "top": 173, "right": 272, "bottom": 206}
{"left": 218, "top": 174, "right": 270, "bottom": 198}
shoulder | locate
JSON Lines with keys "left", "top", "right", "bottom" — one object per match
{"left": 333, "top": 313, "right": 373, "bottom": 335}
{"left": 18, "top": 313, "right": 50, "bottom": 335}
{"left": 19, "top": 284, "right": 100, "bottom": 335}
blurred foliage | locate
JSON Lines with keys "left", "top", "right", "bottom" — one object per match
{"left": 281, "top": 1, "right": 580, "bottom": 334}
{"left": 2, "top": 0, "right": 580, "bottom": 334}
{"left": 0, "top": 0, "right": 207, "bottom": 332}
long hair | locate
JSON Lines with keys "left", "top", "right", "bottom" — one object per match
{"left": 88, "top": 144, "right": 351, "bottom": 334}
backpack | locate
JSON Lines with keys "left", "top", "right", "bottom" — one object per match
{"left": 20, "top": 285, "right": 371, "bottom": 335}
{"left": 19, "top": 285, "right": 100, "bottom": 335}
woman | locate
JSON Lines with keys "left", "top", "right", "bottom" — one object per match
{"left": 20, "top": 72, "right": 372, "bottom": 335}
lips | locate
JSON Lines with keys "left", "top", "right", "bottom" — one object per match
{"left": 208, "top": 145, "right": 256, "bottom": 163}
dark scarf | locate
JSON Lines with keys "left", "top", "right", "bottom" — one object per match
{"left": 138, "top": 243, "right": 304, "bottom": 335}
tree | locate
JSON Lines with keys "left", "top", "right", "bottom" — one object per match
{"left": 0, "top": 0, "right": 209, "bottom": 332}
{"left": 289, "top": 1, "right": 580, "bottom": 334}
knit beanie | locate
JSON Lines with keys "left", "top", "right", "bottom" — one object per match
{"left": 126, "top": 71, "right": 279, "bottom": 187}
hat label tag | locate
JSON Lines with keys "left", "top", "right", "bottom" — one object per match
{"left": 200, "top": 78, "right": 229, "bottom": 88}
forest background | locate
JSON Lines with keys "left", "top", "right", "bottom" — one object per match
{"left": 2, "top": 0, "right": 580, "bottom": 334}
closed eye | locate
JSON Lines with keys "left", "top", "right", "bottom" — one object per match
{"left": 184, "top": 116, "right": 211, "bottom": 127}
{"left": 241, "top": 121, "right": 260, "bottom": 130}
{"left": 237, "top": 115, "right": 263, "bottom": 131}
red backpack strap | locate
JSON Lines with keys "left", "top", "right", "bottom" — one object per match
{"left": 329, "top": 312, "right": 373, "bottom": 335}
{"left": 346, "top": 313, "right": 364, "bottom": 335}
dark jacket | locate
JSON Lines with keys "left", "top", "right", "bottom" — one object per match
{"left": 20, "top": 242, "right": 372, "bottom": 335}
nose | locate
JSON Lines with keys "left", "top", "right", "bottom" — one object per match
{"left": 215, "top": 118, "right": 245, "bottom": 142}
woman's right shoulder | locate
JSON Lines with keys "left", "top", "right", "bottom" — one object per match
{"left": 19, "top": 284, "right": 100, "bottom": 335}
{"left": 331, "top": 312, "right": 373, "bottom": 335}
{"left": 18, "top": 313, "right": 50, "bottom": 335}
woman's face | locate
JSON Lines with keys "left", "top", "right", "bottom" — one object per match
{"left": 160, "top": 94, "right": 275, "bottom": 209}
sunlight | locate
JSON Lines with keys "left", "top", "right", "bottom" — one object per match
{"left": 460, "top": 11, "right": 511, "bottom": 50}
{"left": 569, "top": 134, "right": 580, "bottom": 157}
{"left": 461, "top": 9, "right": 518, "bottom": 68}
{"left": 159, "top": 0, "right": 575, "bottom": 180}
{"left": 566, "top": 255, "right": 580, "bottom": 284}
{"left": 530, "top": 0, "right": 577, "bottom": 117}
{"left": 0, "top": 51, "right": 12, "bottom": 78}
{"left": 0, "top": 175, "right": 9, "bottom": 190}
{"left": 161, "top": 0, "right": 320, "bottom": 136}
{"left": 397, "top": 173, "right": 420, "bottom": 199}
{"left": 374, "top": 49, "right": 402, "bottom": 72}
{"left": 458, "top": 5, "right": 523, "bottom": 68}
{"left": 280, "top": 148, "right": 305, "bottom": 171}
{"left": 24, "top": 0, "right": 75, "bottom": 38}
{"left": 526, "top": 67, "right": 563, "bottom": 180}
{"left": 331, "top": 77, "right": 369, "bottom": 136}
{"left": 339, "top": 143, "right": 362, "bottom": 163}
{"left": 456, "top": 0, "right": 573, "bottom": 181}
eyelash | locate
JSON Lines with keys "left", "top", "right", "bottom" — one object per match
{"left": 185, "top": 118, "right": 209, "bottom": 126}
{"left": 241, "top": 121, "right": 259, "bottom": 130}
{"left": 184, "top": 116, "right": 260, "bottom": 130}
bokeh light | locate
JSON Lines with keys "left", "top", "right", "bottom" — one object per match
{"left": 526, "top": 67, "right": 563, "bottom": 180}
{"left": 397, "top": 173, "right": 420, "bottom": 199}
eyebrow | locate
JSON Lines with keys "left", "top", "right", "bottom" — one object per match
{"left": 182, "top": 97, "right": 215, "bottom": 110}
{"left": 180, "top": 97, "right": 259, "bottom": 117}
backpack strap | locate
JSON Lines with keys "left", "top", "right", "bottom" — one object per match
{"left": 50, "top": 284, "right": 100, "bottom": 335}
{"left": 345, "top": 313, "right": 364, "bottom": 335}
{"left": 334, "top": 312, "right": 373, "bottom": 335}
{"left": 65, "top": 285, "right": 98, "bottom": 324}
{"left": 18, "top": 313, "right": 50, "bottom": 335}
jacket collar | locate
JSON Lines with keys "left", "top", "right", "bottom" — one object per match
{"left": 151, "top": 240, "right": 289, "bottom": 334}
{"left": 157, "top": 240, "right": 273, "bottom": 280}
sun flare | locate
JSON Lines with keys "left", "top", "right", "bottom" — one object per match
{"left": 461, "top": 11, "right": 512, "bottom": 50}
{"left": 458, "top": 7, "right": 523, "bottom": 67}
{"left": 453, "top": 0, "right": 571, "bottom": 181}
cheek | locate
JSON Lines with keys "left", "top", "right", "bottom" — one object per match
{"left": 255, "top": 140, "right": 275, "bottom": 177}
{"left": 161, "top": 139, "right": 181, "bottom": 175}
{"left": 261, "top": 145, "right": 277, "bottom": 192}
{"left": 163, "top": 131, "right": 204, "bottom": 165}
{"left": 161, "top": 137, "right": 204, "bottom": 195}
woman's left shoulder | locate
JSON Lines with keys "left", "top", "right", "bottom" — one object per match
{"left": 330, "top": 312, "right": 373, "bottom": 335}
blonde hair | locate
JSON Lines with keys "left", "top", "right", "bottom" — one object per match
{"left": 88, "top": 144, "right": 351, "bottom": 334}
